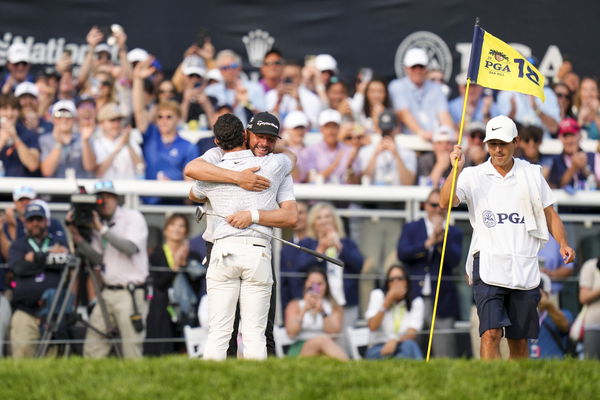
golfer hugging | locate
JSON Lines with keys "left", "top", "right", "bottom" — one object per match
{"left": 189, "top": 113, "right": 297, "bottom": 360}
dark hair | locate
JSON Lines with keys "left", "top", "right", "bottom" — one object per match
{"left": 363, "top": 77, "right": 390, "bottom": 118}
{"left": 384, "top": 264, "right": 412, "bottom": 311}
{"left": 214, "top": 113, "right": 245, "bottom": 150}
{"left": 518, "top": 124, "right": 543, "bottom": 143}
{"left": 163, "top": 213, "right": 190, "bottom": 236}
{"left": 285, "top": 59, "right": 303, "bottom": 69}
{"left": 326, "top": 78, "right": 348, "bottom": 94}
{"left": 553, "top": 82, "right": 575, "bottom": 118}
{"left": 264, "top": 48, "right": 283, "bottom": 60}
{"left": 143, "top": 78, "right": 155, "bottom": 96}
{"left": 0, "top": 94, "right": 19, "bottom": 109}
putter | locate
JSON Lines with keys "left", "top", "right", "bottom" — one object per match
{"left": 195, "top": 206, "right": 344, "bottom": 267}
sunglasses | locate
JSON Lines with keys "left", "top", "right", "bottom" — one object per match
{"left": 388, "top": 276, "right": 407, "bottom": 282}
{"left": 219, "top": 63, "right": 239, "bottom": 71}
{"left": 53, "top": 110, "right": 74, "bottom": 119}
{"left": 524, "top": 137, "right": 541, "bottom": 144}
{"left": 157, "top": 114, "right": 175, "bottom": 120}
{"left": 555, "top": 92, "right": 570, "bottom": 99}
{"left": 264, "top": 60, "right": 283, "bottom": 66}
{"left": 26, "top": 216, "right": 45, "bottom": 222}
{"left": 470, "top": 131, "right": 485, "bottom": 140}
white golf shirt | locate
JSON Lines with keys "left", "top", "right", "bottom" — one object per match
{"left": 456, "top": 158, "right": 555, "bottom": 290}
{"left": 192, "top": 150, "right": 292, "bottom": 240}
{"left": 198, "top": 147, "right": 295, "bottom": 242}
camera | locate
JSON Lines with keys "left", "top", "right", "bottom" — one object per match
{"left": 68, "top": 193, "right": 102, "bottom": 242}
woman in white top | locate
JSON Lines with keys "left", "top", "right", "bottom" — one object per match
{"left": 284, "top": 267, "right": 348, "bottom": 360}
{"left": 365, "top": 264, "right": 424, "bottom": 359}
{"left": 579, "top": 256, "right": 600, "bottom": 359}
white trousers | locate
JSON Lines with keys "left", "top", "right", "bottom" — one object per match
{"left": 204, "top": 237, "right": 272, "bottom": 361}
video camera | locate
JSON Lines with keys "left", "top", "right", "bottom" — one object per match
{"left": 67, "top": 188, "right": 103, "bottom": 242}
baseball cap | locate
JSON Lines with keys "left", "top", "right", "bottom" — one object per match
{"left": 94, "top": 180, "right": 118, "bottom": 196}
{"left": 314, "top": 54, "right": 338, "bottom": 73}
{"left": 404, "top": 48, "right": 428, "bottom": 68}
{"left": 52, "top": 100, "right": 77, "bottom": 117}
{"left": 13, "top": 186, "right": 36, "bottom": 201}
{"left": 127, "top": 48, "right": 149, "bottom": 64}
{"left": 318, "top": 109, "right": 342, "bottom": 127}
{"left": 283, "top": 111, "right": 309, "bottom": 130}
{"left": 206, "top": 68, "right": 223, "bottom": 83}
{"left": 247, "top": 112, "right": 281, "bottom": 138}
{"left": 24, "top": 203, "right": 46, "bottom": 220}
{"left": 378, "top": 109, "right": 397, "bottom": 132}
{"left": 432, "top": 125, "right": 457, "bottom": 143}
{"left": 183, "top": 65, "right": 206, "bottom": 77}
{"left": 14, "top": 82, "right": 39, "bottom": 98}
{"left": 558, "top": 118, "right": 580, "bottom": 136}
{"left": 30, "top": 199, "right": 51, "bottom": 219}
{"left": 95, "top": 43, "right": 111, "bottom": 54}
{"left": 484, "top": 115, "right": 518, "bottom": 143}
{"left": 467, "top": 121, "right": 486, "bottom": 135}
{"left": 8, "top": 43, "right": 30, "bottom": 64}
{"left": 97, "top": 103, "right": 123, "bottom": 122}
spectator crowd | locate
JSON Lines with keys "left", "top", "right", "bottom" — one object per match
{"left": 0, "top": 24, "right": 599, "bottom": 360}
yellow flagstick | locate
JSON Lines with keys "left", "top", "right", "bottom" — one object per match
{"left": 425, "top": 77, "right": 471, "bottom": 362}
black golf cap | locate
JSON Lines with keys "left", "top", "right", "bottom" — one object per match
{"left": 247, "top": 112, "right": 281, "bottom": 138}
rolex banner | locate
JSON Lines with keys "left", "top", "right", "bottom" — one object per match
{"left": 467, "top": 25, "right": 545, "bottom": 101}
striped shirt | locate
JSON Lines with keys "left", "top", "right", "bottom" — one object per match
{"left": 192, "top": 150, "right": 293, "bottom": 240}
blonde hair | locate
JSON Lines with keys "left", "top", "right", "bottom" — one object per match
{"left": 157, "top": 100, "right": 182, "bottom": 118}
{"left": 306, "top": 202, "right": 346, "bottom": 239}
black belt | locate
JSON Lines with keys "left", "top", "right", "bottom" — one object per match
{"left": 105, "top": 284, "right": 145, "bottom": 290}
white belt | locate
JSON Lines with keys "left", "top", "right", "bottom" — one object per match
{"left": 214, "top": 236, "right": 270, "bottom": 248}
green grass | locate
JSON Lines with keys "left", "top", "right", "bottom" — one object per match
{"left": 1, "top": 357, "right": 599, "bottom": 400}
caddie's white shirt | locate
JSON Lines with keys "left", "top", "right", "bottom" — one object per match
{"left": 192, "top": 150, "right": 292, "bottom": 240}
{"left": 456, "top": 158, "right": 555, "bottom": 290}
{"left": 358, "top": 143, "right": 417, "bottom": 186}
{"left": 365, "top": 289, "right": 425, "bottom": 345}
{"left": 199, "top": 147, "right": 295, "bottom": 242}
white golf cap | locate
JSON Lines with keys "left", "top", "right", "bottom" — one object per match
{"left": 14, "top": 82, "right": 39, "bottom": 98}
{"left": 318, "top": 109, "right": 342, "bottom": 126}
{"left": 484, "top": 115, "right": 518, "bottom": 143}
{"left": 127, "top": 48, "right": 149, "bottom": 63}
{"left": 404, "top": 48, "right": 429, "bottom": 68}
{"left": 182, "top": 65, "right": 206, "bottom": 77}
{"left": 314, "top": 54, "right": 338, "bottom": 72}
{"left": 94, "top": 43, "right": 111, "bottom": 54}
{"left": 7, "top": 43, "right": 30, "bottom": 64}
{"left": 432, "top": 125, "right": 457, "bottom": 143}
{"left": 283, "top": 111, "right": 309, "bottom": 130}
{"left": 51, "top": 99, "right": 77, "bottom": 117}
{"left": 12, "top": 186, "right": 36, "bottom": 201}
{"left": 206, "top": 68, "right": 223, "bottom": 82}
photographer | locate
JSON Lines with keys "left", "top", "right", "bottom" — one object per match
{"left": 8, "top": 203, "right": 69, "bottom": 358}
{"left": 67, "top": 181, "right": 149, "bottom": 359}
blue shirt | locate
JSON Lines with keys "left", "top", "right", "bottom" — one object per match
{"left": 388, "top": 78, "right": 448, "bottom": 134}
{"left": 448, "top": 95, "right": 499, "bottom": 124}
{"left": 538, "top": 236, "right": 574, "bottom": 293}
{"left": 529, "top": 309, "right": 573, "bottom": 359}
{"left": 496, "top": 88, "right": 560, "bottom": 136}
{"left": 0, "top": 122, "right": 40, "bottom": 177}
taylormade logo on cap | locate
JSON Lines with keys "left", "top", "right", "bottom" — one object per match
{"left": 256, "top": 120, "right": 279, "bottom": 129}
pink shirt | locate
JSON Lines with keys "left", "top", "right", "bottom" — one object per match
{"left": 91, "top": 206, "right": 149, "bottom": 285}
{"left": 302, "top": 141, "right": 360, "bottom": 184}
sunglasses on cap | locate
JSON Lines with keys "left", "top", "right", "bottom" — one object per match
{"left": 219, "top": 63, "right": 239, "bottom": 71}
{"left": 53, "top": 110, "right": 74, "bottom": 119}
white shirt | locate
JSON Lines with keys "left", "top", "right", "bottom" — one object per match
{"left": 265, "top": 86, "right": 322, "bottom": 129}
{"left": 198, "top": 147, "right": 295, "bottom": 242}
{"left": 456, "top": 158, "right": 555, "bottom": 289}
{"left": 192, "top": 150, "right": 292, "bottom": 240}
{"left": 358, "top": 142, "right": 417, "bottom": 185}
{"left": 93, "top": 133, "right": 143, "bottom": 180}
{"left": 365, "top": 289, "right": 425, "bottom": 345}
{"left": 292, "top": 299, "right": 334, "bottom": 341}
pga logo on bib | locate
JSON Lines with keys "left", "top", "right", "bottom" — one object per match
{"left": 482, "top": 210, "right": 525, "bottom": 228}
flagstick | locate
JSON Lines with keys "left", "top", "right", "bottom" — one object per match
{"left": 425, "top": 78, "right": 471, "bottom": 362}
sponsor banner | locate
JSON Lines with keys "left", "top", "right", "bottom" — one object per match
{"left": 0, "top": 0, "right": 592, "bottom": 87}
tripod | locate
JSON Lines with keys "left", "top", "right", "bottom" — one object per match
{"left": 35, "top": 256, "right": 122, "bottom": 358}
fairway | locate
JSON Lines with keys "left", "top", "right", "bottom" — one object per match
{"left": 1, "top": 357, "right": 599, "bottom": 400}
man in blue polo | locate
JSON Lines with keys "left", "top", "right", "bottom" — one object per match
{"left": 440, "top": 115, "right": 575, "bottom": 359}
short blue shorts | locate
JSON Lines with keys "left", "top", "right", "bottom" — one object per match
{"left": 472, "top": 254, "right": 541, "bottom": 339}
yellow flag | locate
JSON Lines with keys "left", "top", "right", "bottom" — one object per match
{"left": 467, "top": 26, "right": 545, "bottom": 101}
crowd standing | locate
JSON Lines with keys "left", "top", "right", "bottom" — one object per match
{"left": 0, "top": 24, "right": 599, "bottom": 359}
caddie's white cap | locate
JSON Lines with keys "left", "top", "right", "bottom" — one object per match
{"left": 318, "top": 109, "right": 342, "bottom": 126}
{"left": 404, "top": 48, "right": 428, "bottom": 68}
{"left": 283, "top": 111, "right": 309, "bottom": 130}
{"left": 484, "top": 115, "right": 518, "bottom": 143}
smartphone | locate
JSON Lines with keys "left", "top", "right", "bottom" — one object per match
{"left": 359, "top": 67, "right": 373, "bottom": 83}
